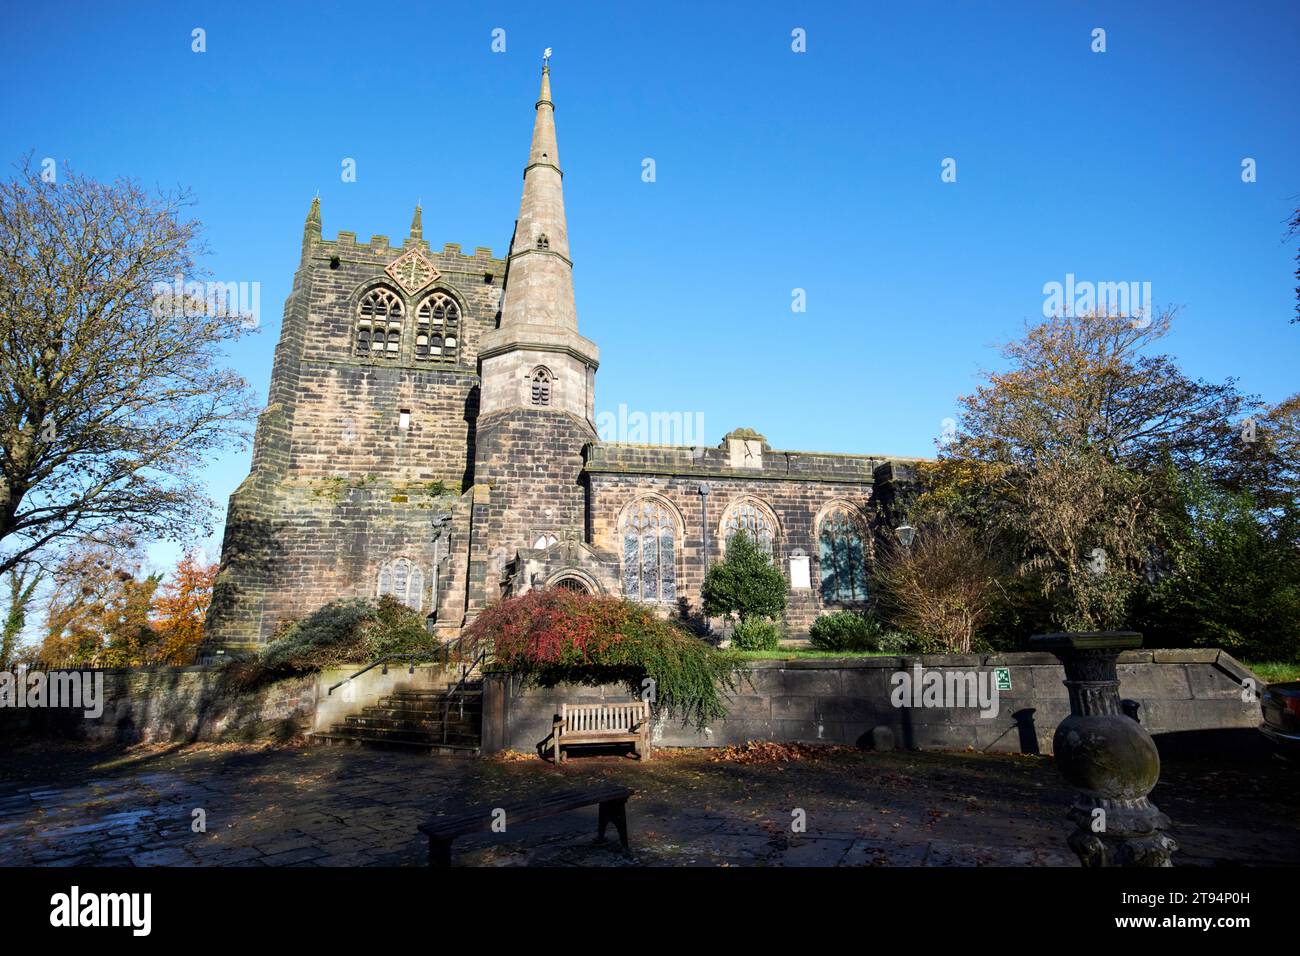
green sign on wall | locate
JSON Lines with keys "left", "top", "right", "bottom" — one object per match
{"left": 994, "top": 667, "right": 1012, "bottom": 691}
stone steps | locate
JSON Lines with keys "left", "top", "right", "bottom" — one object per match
{"left": 344, "top": 716, "right": 479, "bottom": 734}
{"left": 310, "top": 732, "right": 480, "bottom": 756}
{"left": 310, "top": 680, "right": 484, "bottom": 755}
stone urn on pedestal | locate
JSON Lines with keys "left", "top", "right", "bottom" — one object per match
{"left": 1030, "top": 631, "right": 1178, "bottom": 867}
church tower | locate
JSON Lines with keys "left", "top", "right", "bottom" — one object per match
{"left": 466, "top": 63, "right": 601, "bottom": 613}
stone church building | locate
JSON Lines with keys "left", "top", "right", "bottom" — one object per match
{"left": 204, "top": 67, "right": 922, "bottom": 653}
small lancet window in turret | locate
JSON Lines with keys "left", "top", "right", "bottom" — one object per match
{"left": 536, "top": 234, "right": 549, "bottom": 249}
{"left": 530, "top": 367, "right": 552, "bottom": 406}
{"left": 355, "top": 287, "right": 403, "bottom": 358}
{"left": 415, "top": 292, "right": 460, "bottom": 362}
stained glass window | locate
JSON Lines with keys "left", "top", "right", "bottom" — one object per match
{"left": 818, "top": 507, "right": 869, "bottom": 603}
{"left": 723, "top": 501, "right": 776, "bottom": 555}
{"left": 621, "top": 499, "right": 677, "bottom": 603}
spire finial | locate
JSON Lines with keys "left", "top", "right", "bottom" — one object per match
{"left": 410, "top": 202, "right": 423, "bottom": 240}
{"left": 543, "top": 46, "right": 552, "bottom": 68}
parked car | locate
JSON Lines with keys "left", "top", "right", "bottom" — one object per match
{"left": 1259, "top": 681, "right": 1300, "bottom": 761}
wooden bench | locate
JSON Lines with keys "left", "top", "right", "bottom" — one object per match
{"left": 550, "top": 701, "right": 651, "bottom": 764}
{"left": 418, "top": 785, "right": 634, "bottom": 866}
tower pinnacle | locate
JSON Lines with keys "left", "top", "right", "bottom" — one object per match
{"left": 303, "top": 195, "right": 321, "bottom": 244}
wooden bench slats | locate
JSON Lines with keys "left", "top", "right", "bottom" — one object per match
{"left": 551, "top": 700, "right": 651, "bottom": 764}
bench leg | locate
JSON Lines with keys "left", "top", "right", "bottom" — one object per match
{"left": 597, "top": 798, "right": 629, "bottom": 850}
{"left": 428, "top": 837, "right": 452, "bottom": 868}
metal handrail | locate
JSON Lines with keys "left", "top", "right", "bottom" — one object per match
{"left": 442, "top": 646, "right": 489, "bottom": 743}
{"left": 326, "top": 637, "right": 476, "bottom": 696}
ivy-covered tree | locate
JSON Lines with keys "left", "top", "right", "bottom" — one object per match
{"left": 0, "top": 559, "right": 42, "bottom": 667}
{"left": 701, "top": 531, "right": 787, "bottom": 624}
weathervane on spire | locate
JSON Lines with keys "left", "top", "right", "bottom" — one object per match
{"left": 543, "top": 47, "right": 552, "bottom": 67}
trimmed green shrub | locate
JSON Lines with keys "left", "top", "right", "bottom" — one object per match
{"left": 228, "top": 596, "right": 436, "bottom": 687}
{"left": 465, "top": 589, "right": 738, "bottom": 729}
{"left": 809, "top": 610, "right": 914, "bottom": 653}
{"left": 809, "top": 611, "right": 874, "bottom": 651}
{"left": 701, "top": 530, "right": 787, "bottom": 624}
{"left": 731, "top": 616, "right": 783, "bottom": 651}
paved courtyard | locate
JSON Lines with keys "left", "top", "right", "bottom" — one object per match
{"left": 0, "top": 739, "right": 1296, "bottom": 867}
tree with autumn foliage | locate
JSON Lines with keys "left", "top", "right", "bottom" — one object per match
{"left": 152, "top": 551, "right": 217, "bottom": 664}
{"left": 930, "top": 310, "right": 1252, "bottom": 633}
{"left": 41, "top": 537, "right": 158, "bottom": 665}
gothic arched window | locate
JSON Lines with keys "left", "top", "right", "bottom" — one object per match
{"left": 415, "top": 292, "right": 460, "bottom": 362}
{"left": 356, "top": 287, "right": 403, "bottom": 358}
{"left": 377, "top": 557, "right": 424, "bottom": 612}
{"left": 722, "top": 500, "right": 776, "bottom": 556}
{"left": 621, "top": 498, "right": 678, "bottom": 603}
{"left": 552, "top": 575, "right": 590, "bottom": 595}
{"left": 531, "top": 367, "right": 552, "bottom": 406}
{"left": 818, "top": 506, "right": 869, "bottom": 603}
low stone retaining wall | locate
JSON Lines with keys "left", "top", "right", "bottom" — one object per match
{"left": 480, "top": 649, "right": 1260, "bottom": 756}
{"left": 1, "top": 663, "right": 455, "bottom": 744}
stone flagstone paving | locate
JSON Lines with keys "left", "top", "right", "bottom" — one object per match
{"left": 0, "top": 741, "right": 1295, "bottom": 867}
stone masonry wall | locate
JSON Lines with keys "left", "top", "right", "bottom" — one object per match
{"left": 207, "top": 227, "right": 506, "bottom": 649}
{"left": 208, "top": 480, "right": 459, "bottom": 647}
{"left": 481, "top": 649, "right": 1260, "bottom": 756}
{"left": 469, "top": 408, "right": 596, "bottom": 613}
{"left": 1, "top": 663, "right": 457, "bottom": 744}
{"left": 585, "top": 442, "right": 924, "bottom": 633}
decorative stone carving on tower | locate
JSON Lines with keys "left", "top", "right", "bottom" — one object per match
{"left": 385, "top": 247, "right": 440, "bottom": 294}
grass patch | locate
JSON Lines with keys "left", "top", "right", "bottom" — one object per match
{"left": 731, "top": 648, "right": 901, "bottom": 661}
{"left": 1243, "top": 660, "right": 1300, "bottom": 684}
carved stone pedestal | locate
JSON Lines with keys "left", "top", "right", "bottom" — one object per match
{"left": 1030, "top": 631, "right": 1178, "bottom": 867}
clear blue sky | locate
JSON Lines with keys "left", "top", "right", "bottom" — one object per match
{"left": 3, "top": 0, "right": 1297, "bottom": 572}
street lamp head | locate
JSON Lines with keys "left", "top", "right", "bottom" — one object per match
{"left": 895, "top": 523, "right": 916, "bottom": 548}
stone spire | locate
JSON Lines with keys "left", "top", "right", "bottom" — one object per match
{"left": 499, "top": 64, "right": 577, "bottom": 332}
{"left": 303, "top": 195, "right": 321, "bottom": 245}
{"left": 477, "top": 62, "right": 598, "bottom": 421}
{"left": 409, "top": 202, "right": 423, "bottom": 240}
